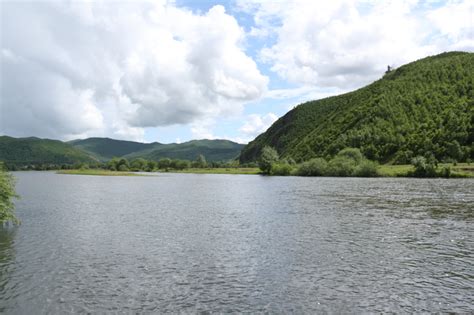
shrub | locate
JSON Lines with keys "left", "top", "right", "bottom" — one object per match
{"left": 353, "top": 160, "right": 379, "bottom": 177}
{"left": 270, "top": 162, "right": 293, "bottom": 176}
{"left": 336, "top": 148, "right": 364, "bottom": 164}
{"left": 411, "top": 156, "right": 437, "bottom": 177}
{"left": 327, "top": 156, "right": 357, "bottom": 176}
{"left": 296, "top": 158, "right": 328, "bottom": 176}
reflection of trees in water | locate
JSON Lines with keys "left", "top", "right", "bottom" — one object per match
{"left": 0, "top": 227, "right": 17, "bottom": 312}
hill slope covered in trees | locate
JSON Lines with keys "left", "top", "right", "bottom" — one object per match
{"left": 124, "top": 139, "right": 244, "bottom": 162}
{"left": 70, "top": 137, "right": 161, "bottom": 161}
{"left": 0, "top": 136, "right": 98, "bottom": 168}
{"left": 240, "top": 52, "right": 473, "bottom": 164}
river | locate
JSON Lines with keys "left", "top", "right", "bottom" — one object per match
{"left": 1, "top": 172, "right": 473, "bottom": 313}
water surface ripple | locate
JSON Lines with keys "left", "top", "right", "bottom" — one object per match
{"left": 1, "top": 172, "right": 473, "bottom": 313}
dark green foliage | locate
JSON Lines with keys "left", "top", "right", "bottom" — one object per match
{"left": 70, "top": 137, "right": 159, "bottom": 161}
{"left": 0, "top": 136, "right": 97, "bottom": 169}
{"left": 0, "top": 163, "right": 18, "bottom": 224}
{"left": 240, "top": 52, "right": 474, "bottom": 164}
{"left": 270, "top": 162, "right": 293, "bottom": 176}
{"left": 124, "top": 139, "right": 244, "bottom": 162}
{"left": 258, "top": 146, "right": 279, "bottom": 174}
{"left": 296, "top": 158, "right": 328, "bottom": 176}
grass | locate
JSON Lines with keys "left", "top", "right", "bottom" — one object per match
{"left": 161, "top": 167, "right": 261, "bottom": 175}
{"left": 377, "top": 163, "right": 474, "bottom": 177}
{"left": 57, "top": 169, "right": 143, "bottom": 176}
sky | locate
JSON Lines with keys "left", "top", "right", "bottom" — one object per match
{"left": 0, "top": 0, "right": 473, "bottom": 144}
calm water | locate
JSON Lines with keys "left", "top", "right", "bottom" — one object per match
{"left": 1, "top": 172, "right": 473, "bottom": 313}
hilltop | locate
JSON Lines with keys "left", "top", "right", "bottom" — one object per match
{"left": 240, "top": 52, "right": 473, "bottom": 164}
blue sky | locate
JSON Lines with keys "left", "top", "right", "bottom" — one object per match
{"left": 1, "top": 0, "right": 472, "bottom": 143}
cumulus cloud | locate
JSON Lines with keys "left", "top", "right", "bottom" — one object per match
{"left": 0, "top": 1, "right": 267, "bottom": 140}
{"left": 239, "top": 113, "right": 278, "bottom": 138}
{"left": 239, "top": 0, "right": 473, "bottom": 89}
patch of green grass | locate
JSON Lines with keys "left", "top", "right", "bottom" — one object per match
{"left": 377, "top": 163, "right": 474, "bottom": 177}
{"left": 57, "top": 169, "right": 144, "bottom": 176}
{"left": 162, "top": 168, "right": 260, "bottom": 175}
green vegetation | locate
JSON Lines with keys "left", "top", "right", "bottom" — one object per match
{"left": 166, "top": 168, "right": 260, "bottom": 175}
{"left": 240, "top": 52, "right": 474, "bottom": 166}
{"left": 69, "top": 137, "right": 158, "bottom": 161}
{"left": 0, "top": 136, "right": 97, "bottom": 170}
{"left": 0, "top": 163, "right": 18, "bottom": 224}
{"left": 57, "top": 169, "right": 143, "bottom": 176}
{"left": 123, "top": 139, "right": 244, "bottom": 162}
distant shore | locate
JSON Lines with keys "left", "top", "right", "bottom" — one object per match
{"left": 52, "top": 163, "right": 474, "bottom": 177}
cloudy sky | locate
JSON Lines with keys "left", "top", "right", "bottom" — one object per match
{"left": 1, "top": 0, "right": 472, "bottom": 143}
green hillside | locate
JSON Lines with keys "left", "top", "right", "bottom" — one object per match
{"left": 125, "top": 139, "right": 244, "bottom": 162}
{"left": 0, "top": 136, "right": 98, "bottom": 167}
{"left": 70, "top": 137, "right": 161, "bottom": 161}
{"left": 240, "top": 52, "right": 474, "bottom": 164}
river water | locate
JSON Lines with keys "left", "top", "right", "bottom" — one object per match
{"left": 1, "top": 172, "right": 473, "bottom": 313}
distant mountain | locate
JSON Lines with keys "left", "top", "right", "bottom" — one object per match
{"left": 0, "top": 136, "right": 97, "bottom": 167}
{"left": 125, "top": 139, "right": 245, "bottom": 162}
{"left": 240, "top": 51, "right": 474, "bottom": 164}
{"left": 70, "top": 137, "right": 161, "bottom": 161}
{"left": 0, "top": 136, "right": 244, "bottom": 167}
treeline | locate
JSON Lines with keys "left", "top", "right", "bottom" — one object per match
{"left": 2, "top": 154, "right": 249, "bottom": 172}
{"left": 257, "top": 146, "right": 467, "bottom": 178}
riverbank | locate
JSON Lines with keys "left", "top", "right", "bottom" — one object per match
{"left": 53, "top": 163, "right": 474, "bottom": 177}
{"left": 161, "top": 167, "right": 260, "bottom": 175}
{"left": 57, "top": 169, "right": 144, "bottom": 176}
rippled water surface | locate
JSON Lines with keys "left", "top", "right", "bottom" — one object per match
{"left": 1, "top": 172, "right": 473, "bottom": 313}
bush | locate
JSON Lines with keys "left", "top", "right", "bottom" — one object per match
{"left": 296, "top": 158, "right": 328, "bottom": 176}
{"left": 353, "top": 160, "right": 379, "bottom": 177}
{"left": 336, "top": 148, "right": 364, "bottom": 164}
{"left": 411, "top": 156, "right": 437, "bottom": 177}
{"left": 327, "top": 156, "right": 357, "bottom": 176}
{"left": 270, "top": 162, "right": 293, "bottom": 176}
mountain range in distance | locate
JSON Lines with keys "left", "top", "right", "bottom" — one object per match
{"left": 0, "top": 136, "right": 244, "bottom": 167}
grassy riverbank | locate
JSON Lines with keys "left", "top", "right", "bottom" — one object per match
{"left": 379, "top": 163, "right": 473, "bottom": 177}
{"left": 162, "top": 167, "right": 260, "bottom": 175}
{"left": 57, "top": 169, "right": 143, "bottom": 176}
{"left": 55, "top": 163, "right": 473, "bottom": 177}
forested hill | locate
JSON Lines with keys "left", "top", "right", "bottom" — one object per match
{"left": 124, "top": 139, "right": 244, "bottom": 162}
{"left": 0, "top": 136, "right": 98, "bottom": 167}
{"left": 240, "top": 52, "right": 474, "bottom": 164}
{"left": 70, "top": 137, "right": 160, "bottom": 161}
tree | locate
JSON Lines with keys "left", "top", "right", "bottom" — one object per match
{"left": 0, "top": 163, "right": 18, "bottom": 224}
{"left": 195, "top": 154, "right": 207, "bottom": 168}
{"left": 258, "top": 146, "right": 279, "bottom": 174}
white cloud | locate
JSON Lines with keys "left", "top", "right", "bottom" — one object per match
{"left": 239, "top": 113, "right": 278, "bottom": 138}
{"left": 0, "top": 1, "right": 268, "bottom": 140}
{"left": 240, "top": 0, "right": 473, "bottom": 89}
